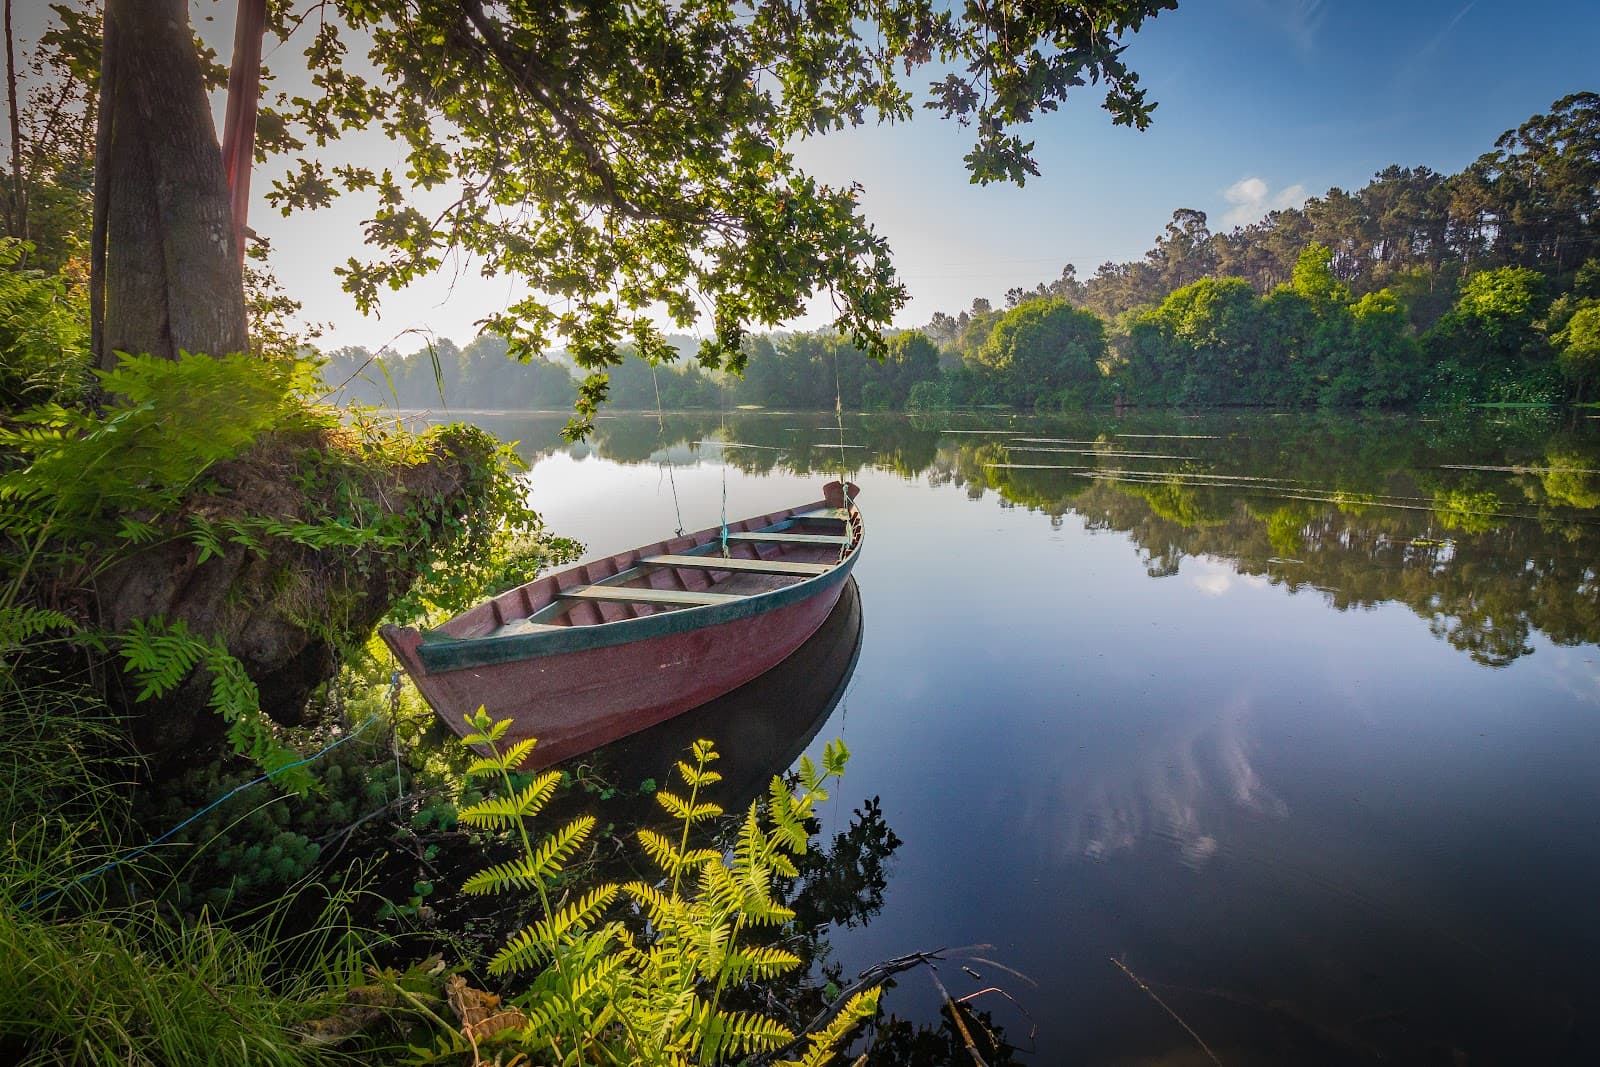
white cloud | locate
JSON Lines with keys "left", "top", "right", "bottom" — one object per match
{"left": 1221, "top": 177, "right": 1310, "bottom": 228}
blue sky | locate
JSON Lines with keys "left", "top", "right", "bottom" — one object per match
{"left": 37, "top": 0, "right": 1591, "bottom": 352}
{"left": 783, "top": 0, "right": 1600, "bottom": 330}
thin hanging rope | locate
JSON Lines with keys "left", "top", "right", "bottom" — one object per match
{"left": 651, "top": 360, "right": 686, "bottom": 536}
{"left": 718, "top": 368, "right": 730, "bottom": 556}
{"left": 832, "top": 347, "right": 853, "bottom": 561}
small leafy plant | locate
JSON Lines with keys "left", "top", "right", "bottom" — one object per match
{"left": 433, "top": 707, "right": 878, "bottom": 1066}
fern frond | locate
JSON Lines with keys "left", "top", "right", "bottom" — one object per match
{"left": 722, "top": 945, "right": 803, "bottom": 983}
{"left": 700, "top": 1007, "right": 794, "bottom": 1061}
{"left": 463, "top": 736, "right": 539, "bottom": 778}
{"left": 636, "top": 828, "right": 719, "bottom": 880}
{"left": 674, "top": 758, "right": 723, "bottom": 789}
{"left": 620, "top": 879, "right": 669, "bottom": 917}
{"left": 565, "top": 945, "right": 630, "bottom": 1006}
{"left": 737, "top": 864, "right": 795, "bottom": 926}
{"left": 821, "top": 737, "right": 851, "bottom": 776}
{"left": 456, "top": 770, "right": 561, "bottom": 829}
{"left": 776, "top": 989, "right": 881, "bottom": 1067}
{"left": 119, "top": 617, "right": 205, "bottom": 699}
{"left": 697, "top": 862, "right": 743, "bottom": 925}
{"left": 461, "top": 814, "right": 594, "bottom": 895}
{"left": 488, "top": 884, "right": 620, "bottom": 976}
{"left": 460, "top": 707, "right": 512, "bottom": 745}
{"left": 656, "top": 790, "right": 723, "bottom": 825}
{"left": 766, "top": 781, "right": 810, "bottom": 853}
{"left": 0, "top": 605, "right": 76, "bottom": 648}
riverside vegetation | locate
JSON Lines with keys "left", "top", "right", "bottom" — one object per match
{"left": 5, "top": 0, "right": 1592, "bottom": 1059}
{"left": 2, "top": 0, "right": 1183, "bottom": 1062}
{"left": 321, "top": 94, "right": 1600, "bottom": 417}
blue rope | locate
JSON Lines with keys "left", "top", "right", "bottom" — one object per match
{"left": 22, "top": 712, "right": 384, "bottom": 911}
{"left": 719, "top": 474, "right": 729, "bottom": 557}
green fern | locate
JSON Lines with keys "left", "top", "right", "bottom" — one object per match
{"left": 489, "top": 884, "right": 622, "bottom": 976}
{"left": 0, "top": 604, "right": 76, "bottom": 650}
{"left": 774, "top": 990, "right": 882, "bottom": 1067}
{"left": 456, "top": 767, "right": 559, "bottom": 829}
{"left": 116, "top": 617, "right": 310, "bottom": 793}
{"left": 460, "top": 815, "right": 595, "bottom": 897}
{"left": 443, "top": 711, "right": 877, "bottom": 1066}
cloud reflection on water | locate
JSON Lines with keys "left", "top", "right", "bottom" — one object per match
{"left": 1061, "top": 696, "right": 1289, "bottom": 870}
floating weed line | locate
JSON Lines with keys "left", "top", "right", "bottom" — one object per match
{"left": 1006, "top": 448, "right": 1191, "bottom": 460}
{"left": 982, "top": 463, "right": 1600, "bottom": 525}
{"left": 22, "top": 714, "right": 384, "bottom": 911}
{"left": 696, "top": 439, "right": 789, "bottom": 451}
{"left": 1441, "top": 463, "right": 1600, "bottom": 475}
{"left": 1008, "top": 438, "right": 1106, "bottom": 445}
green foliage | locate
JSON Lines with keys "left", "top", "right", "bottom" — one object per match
{"left": 1555, "top": 302, "right": 1600, "bottom": 401}
{"left": 119, "top": 617, "right": 310, "bottom": 793}
{"left": 0, "top": 895, "right": 374, "bottom": 1067}
{"left": 0, "top": 648, "right": 413, "bottom": 1065}
{"left": 438, "top": 709, "right": 878, "bottom": 1066}
{"left": 266, "top": 0, "right": 1174, "bottom": 436}
{"left": 732, "top": 330, "right": 940, "bottom": 411}
{"left": 974, "top": 299, "right": 1107, "bottom": 408}
{"left": 0, "top": 239, "right": 90, "bottom": 408}
{"left": 1289, "top": 243, "right": 1351, "bottom": 304}
{"left": 1456, "top": 267, "right": 1548, "bottom": 331}
{"left": 0, "top": 346, "right": 571, "bottom": 783}
{"left": 0, "top": 351, "right": 319, "bottom": 585}
{"left": 920, "top": 94, "right": 1600, "bottom": 406}
{"left": 321, "top": 335, "right": 582, "bottom": 411}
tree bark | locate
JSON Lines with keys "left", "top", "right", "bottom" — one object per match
{"left": 96, "top": 0, "right": 248, "bottom": 370}
{"left": 220, "top": 0, "right": 267, "bottom": 273}
{"left": 4, "top": 0, "right": 26, "bottom": 247}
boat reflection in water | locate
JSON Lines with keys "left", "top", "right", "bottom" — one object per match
{"left": 574, "top": 577, "right": 863, "bottom": 808}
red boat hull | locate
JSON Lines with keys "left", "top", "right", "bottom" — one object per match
{"left": 384, "top": 571, "right": 848, "bottom": 769}
{"left": 382, "top": 482, "right": 862, "bottom": 769}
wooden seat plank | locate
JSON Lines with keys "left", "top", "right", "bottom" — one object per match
{"left": 643, "top": 553, "right": 831, "bottom": 577}
{"left": 559, "top": 585, "right": 744, "bottom": 607}
{"left": 494, "top": 618, "right": 567, "bottom": 637}
{"left": 727, "top": 531, "right": 849, "bottom": 546}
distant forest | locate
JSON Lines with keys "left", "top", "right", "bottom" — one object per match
{"left": 322, "top": 92, "right": 1600, "bottom": 413}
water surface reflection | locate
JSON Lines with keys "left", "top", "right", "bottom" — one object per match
{"left": 454, "top": 408, "right": 1600, "bottom": 1063}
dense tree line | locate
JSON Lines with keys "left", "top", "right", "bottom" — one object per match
{"left": 1001, "top": 92, "right": 1600, "bottom": 323}
{"left": 916, "top": 93, "right": 1600, "bottom": 410}
{"left": 319, "top": 329, "right": 946, "bottom": 412}
{"left": 321, "top": 334, "right": 580, "bottom": 410}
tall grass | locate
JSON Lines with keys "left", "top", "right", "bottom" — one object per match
{"left": 0, "top": 665, "right": 407, "bottom": 1066}
{"left": 0, "top": 895, "right": 369, "bottom": 1067}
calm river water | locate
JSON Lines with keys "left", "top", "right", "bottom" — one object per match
{"left": 452, "top": 407, "right": 1600, "bottom": 1064}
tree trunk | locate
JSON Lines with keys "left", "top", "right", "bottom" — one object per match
{"left": 95, "top": 0, "right": 247, "bottom": 370}
{"left": 4, "top": 0, "right": 26, "bottom": 247}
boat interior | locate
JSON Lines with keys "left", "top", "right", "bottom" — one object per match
{"left": 438, "top": 502, "right": 861, "bottom": 640}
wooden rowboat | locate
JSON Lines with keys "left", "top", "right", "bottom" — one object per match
{"left": 381, "top": 481, "right": 863, "bottom": 769}
{"left": 583, "top": 575, "right": 863, "bottom": 811}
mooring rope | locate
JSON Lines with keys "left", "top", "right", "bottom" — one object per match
{"left": 650, "top": 361, "right": 687, "bottom": 536}
{"left": 22, "top": 712, "right": 384, "bottom": 911}
{"left": 832, "top": 347, "right": 854, "bottom": 561}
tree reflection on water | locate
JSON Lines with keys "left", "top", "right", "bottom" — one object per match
{"left": 491, "top": 409, "right": 1600, "bottom": 666}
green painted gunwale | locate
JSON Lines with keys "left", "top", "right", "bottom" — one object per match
{"left": 414, "top": 510, "right": 861, "bottom": 673}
